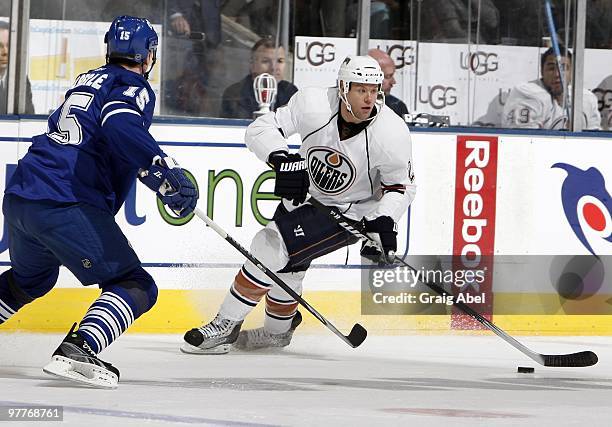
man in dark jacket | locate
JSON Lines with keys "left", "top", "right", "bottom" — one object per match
{"left": 0, "top": 20, "right": 34, "bottom": 114}
{"left": 220, "top": 38, "right": 298, "bottom": 119}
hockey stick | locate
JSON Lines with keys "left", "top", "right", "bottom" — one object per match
{"left": 309, "top": 197, "right": 598, "bottom": 367}
{"left": 192, "top": 207, "right": 367, "bottom": 348}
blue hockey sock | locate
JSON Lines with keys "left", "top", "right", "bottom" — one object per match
{"left": 0, "top": 270, "right": 20, "bottom": 325}
{"left": 0, "top": 296, "right": 17, "bottom": 325}
{"left": 78, "top": 289, "right": 136, "bottom": 354}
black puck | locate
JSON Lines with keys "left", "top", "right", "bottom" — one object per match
{"left": 517, "top": 366, "right": 535, "bottom": 373}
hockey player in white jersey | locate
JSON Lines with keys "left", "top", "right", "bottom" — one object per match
{"left": 594, "top": 74, "right": 612, "bottom": 130}
{"left": 181, "top": 55, "right": 416, "bottom": 353}
{"left": 502, "top": 46, "right": 600, "bottom": 130}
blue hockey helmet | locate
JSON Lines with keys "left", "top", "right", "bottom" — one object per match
{"left": 105, "top": 16, "right": 158, "bottom": 79}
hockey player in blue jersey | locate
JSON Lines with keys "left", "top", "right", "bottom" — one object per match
{"left": 0, "top": 16, "right": 198, "bottom": 388}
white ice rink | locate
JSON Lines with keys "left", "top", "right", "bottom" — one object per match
{"left": 1, "top": 332, "right": 611, "bottom": 426}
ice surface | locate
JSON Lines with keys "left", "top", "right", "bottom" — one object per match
{"left": 1, "top": 332, "right": 611, "bottom": 426}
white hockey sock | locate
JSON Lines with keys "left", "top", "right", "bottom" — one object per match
{"left": 219, "top": 265, "right": 271, "bottom": 321}
{"left": 264, "top": 294, "right": 298, "bottom": 334}
{"left": 263, "top": 270, "right": 303, "bottom": 333}
{"left": 264, "top": 313, "right": 294, "bottom": 334}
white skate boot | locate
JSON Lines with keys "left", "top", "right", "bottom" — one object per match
{"left": 233, "top": 311, "right": 302, "bottom": 351}
{"left": 181, "top": 314, "right": 243, "bottom": 354}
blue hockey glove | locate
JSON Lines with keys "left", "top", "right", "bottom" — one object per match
{"left": 361, "top": 216, "right": 397, "bottom": 265}
{"left": 139, "top": 156, "right": 198, "bottom": 217}
{"left": 267, "top": 150, "right": 309, "bottom": 206}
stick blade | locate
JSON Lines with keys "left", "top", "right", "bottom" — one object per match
{"left": 543, "top": 351, "right": 598, "bottom": 367}
{"left": 346, "top": 324, "right": 367, "bottom": 348}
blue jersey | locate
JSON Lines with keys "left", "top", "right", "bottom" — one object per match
{"left": 5, "top": 64, "right": 165, "bottom": 214}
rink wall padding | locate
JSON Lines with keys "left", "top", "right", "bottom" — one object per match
{"left": 2, "top": 288, "right": 612, "bottom": 335}
{"left": 1, "top": 119, "right": 612, "bottom": 335}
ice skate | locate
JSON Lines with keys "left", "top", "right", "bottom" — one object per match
{"left": 234, "top": 311, "right": 302, "bottom": 351}
{"left": 181, "top": 314, "right": 243, "bottom": 354}
{"left": 42, "top": 323, "right": 120, "bottom": 389}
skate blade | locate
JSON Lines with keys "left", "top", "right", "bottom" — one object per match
{"left": 180, "top": 342, "right": 231, "bottom": 354}
{"left": 233, "top": 340, "right": 291, "bottom": 351}
{"left": 233, "top": 330, "right": 292, "bottom": 351}
{"left": 42, "top": 356, "right": 118, "bottom": 389}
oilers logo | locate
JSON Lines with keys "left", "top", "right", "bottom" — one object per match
{"left": 553, "top": 163, "right": 612, "bottom": 255}
{"left": 307, "top": 147, "right": 356, "bottom": 195}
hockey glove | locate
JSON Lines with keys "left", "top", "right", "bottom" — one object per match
{"left": 268, "top": 151, "right": 309, "bottom": 205}
{"left": 139, "top": 156, "right": 198, "bottom": 217}
{"left": 361, "top": 216, "right": 398, "bottom": 265}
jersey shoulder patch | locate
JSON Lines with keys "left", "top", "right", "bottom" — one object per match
{"left": 101, "top": 67, "right": 155, "bottom": 126}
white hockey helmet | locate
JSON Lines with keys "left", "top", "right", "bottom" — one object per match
{"left": 337, "top": 55, "right": 385, "bottom": 120}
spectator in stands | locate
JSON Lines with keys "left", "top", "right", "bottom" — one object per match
{"left": 368, "top": 48, "right": 408, "bottom": 119}
{"left": 220, "top": 38, "right": 298, "bottom": 119}
{"left": 346, "top": 0, "right": 399, "bottom": 38}
{"left": 222, "top": 0, "right": 279, "bottom": 38}
{"left": 157, "top": 1, "right": 223, "bottom": 116}
{"left": 502, "top": 46, "right": 600, "bottom": 130}
{"left": 423, "top": 0, "right": 499, "bottom": 44}
{"left": 101, "top": 1, "right": 162, "bottom": 23}
{"left": 294, "top": 0, "right": 347, "bottom": 37}
{"left": 587, "top": 0, "right": 612, "bottom": 49}
{"left": 593, "top": 75, "right": 612, "bottom": 130}
{"left": 168, "top": 0, "right": 221, "bottom": 48}
{"left": 0, "top": 20, "right": 34, "bottom": 114}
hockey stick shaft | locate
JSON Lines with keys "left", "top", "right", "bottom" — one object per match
{"left": 309, "top": 198, "right": 597, "bottom": 367}
{"left": 193, "top": 207, "right": 367, "bottom": 348}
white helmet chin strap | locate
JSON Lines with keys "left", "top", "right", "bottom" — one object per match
{"left": 339, "top": 81, "right": 385, "bottom": 122}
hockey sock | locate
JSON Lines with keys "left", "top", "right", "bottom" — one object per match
{"left": 0, "top": 270, "right": 21, "bottom": 325}
{"left": 77, "top": 289, "right": 136, "bottom": 354}
{"left": 219, "top": 264, "right": 271, "bottom": 320}
{"left": 264, "top": 294, "right": 298, "bottom": 334}
{"left": 0, "top": 295, "right": 16, "bottom": 325}
{"left": 263, "top": 270, "right": 303, "bottom": 334}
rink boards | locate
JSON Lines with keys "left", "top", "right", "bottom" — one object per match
{"left": 0, "top": 118, "right": 611, "bottom": 334}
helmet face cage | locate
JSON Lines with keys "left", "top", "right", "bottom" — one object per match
{"left": 337, "top": 55, "right": 385, "bottom": 120}
{"left": 105, "top": 16, "right": 159, "bottom": 79}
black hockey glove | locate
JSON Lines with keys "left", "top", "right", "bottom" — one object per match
{"left": 139, "top": 156, "right": 199, "bottom": 218}
{"left": 361, "top": 216, "right": 398, "bottom": 265}
{"left": 268, "top": 150, "right": 309, "bottom": 205}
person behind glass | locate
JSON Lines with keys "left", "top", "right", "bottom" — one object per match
{"left": 0, "top": 16, "right": 198, "bottom": 389}
{"left": 423, "top": 0, "right": 499, "bottom": 44}
{"left": 222, "top": 0, "right": 281, "bottom": 39}
{"left": 220, "top": 38, "right": 298, "bottom": 119}
{"left": 161, "top": 0, "right": 222, "bottom": 116}
{"left": 368, "top": 48, "right": 408, "bottom": 119}
{"left": 594, "top": 74, "right": 612, "bottom": 130}
{"left": 169, "top": 0, "right": 222, "bottom": 79}
{"left": 502, "top": 46, "right": 601, "bottom": 130}
{"left": 169, "top": 0, "right": 221, "bottom": 48}
{"left": 346, "top": 0, "right": 399, "bottom": 39}
{"left": 0, "top": 20, "right": 34, "bottom": 114}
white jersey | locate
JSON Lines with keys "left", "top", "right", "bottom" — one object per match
{"left": 502, "top": 79, "right": 601, "bottom": 130}
{"left": 245, "top": 87, "right": 416, "bottom": 223}
{"left": 594, "top": 75, "right": 612, "bottom": 130}
{"left": 473, "top": 91, "right": 507, "bottom": 127}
